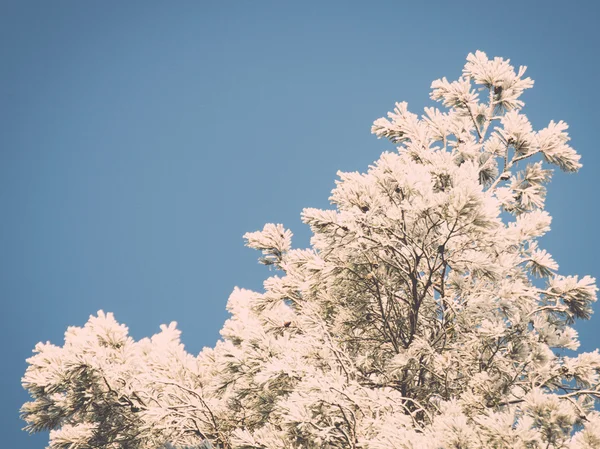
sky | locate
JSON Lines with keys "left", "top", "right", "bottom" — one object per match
{"left": 2, "top": 1, "right": 599, "bottom": 447}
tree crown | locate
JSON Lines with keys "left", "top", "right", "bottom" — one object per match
{"left": 22, "top": 51, "right": 600, "bottom": 449}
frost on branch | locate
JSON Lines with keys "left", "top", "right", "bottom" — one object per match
{"left": 22, "top": 52, "right": 600, "bottom": 449}
{"left": 244, "top": 223, "right": 292, "bottom": 268}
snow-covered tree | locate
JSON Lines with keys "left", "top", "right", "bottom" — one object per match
{"left": 22, "top": 51, "right": 600, "bottom": 449}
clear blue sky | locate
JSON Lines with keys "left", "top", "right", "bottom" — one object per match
{"left": 2, "top": 1, "right": 599, "bottom": 447}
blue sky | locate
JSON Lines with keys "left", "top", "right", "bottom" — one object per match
{"left": 2, "top": 1, "right": 599, "bottom": 447}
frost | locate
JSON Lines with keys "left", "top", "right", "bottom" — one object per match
{"left": 22, "top": 51, "right": 598, "bottom": 449}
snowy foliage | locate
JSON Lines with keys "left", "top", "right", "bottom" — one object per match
{"left": 22, "top": 51, "right": 600, "bottom": 449}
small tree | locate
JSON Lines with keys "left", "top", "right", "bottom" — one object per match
{"left": 22, "top": 51, "right": 600, "bottom": 449}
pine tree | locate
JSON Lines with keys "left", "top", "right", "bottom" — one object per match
{"left": 22, "top": 51, "right": 600, "bottom": 449}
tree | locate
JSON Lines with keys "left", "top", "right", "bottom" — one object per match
{"left": 22, "top": 51, "right": 600, "bottom": 449}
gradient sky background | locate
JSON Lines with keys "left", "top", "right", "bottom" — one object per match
{"left": 2, "top": 1, "right": 600, "bottom": 447}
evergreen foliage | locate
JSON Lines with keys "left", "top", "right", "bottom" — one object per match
{"left": 22, "top": 52, "right": 600, "bottom": 449}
